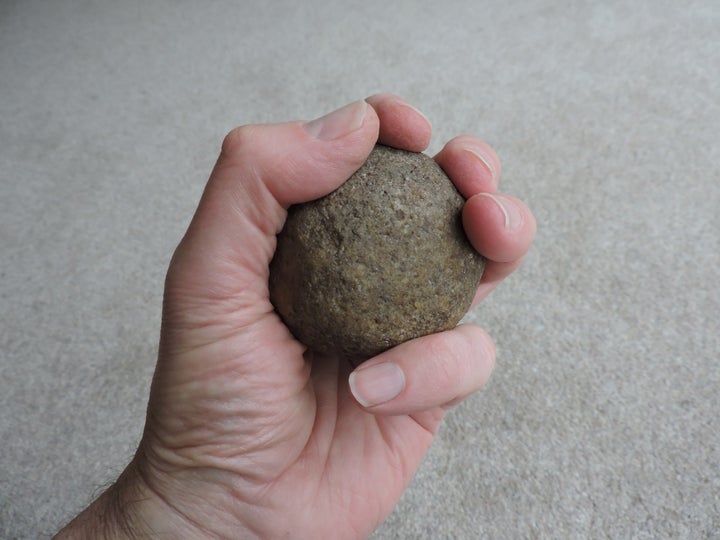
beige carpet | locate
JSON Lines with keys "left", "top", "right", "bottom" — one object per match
{"left": 1, "top": 1, "right": 718, "bottom": 537}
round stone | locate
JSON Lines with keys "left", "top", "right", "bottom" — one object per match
{"left": 269, "top": 144, "right": 485, "bottom": 359}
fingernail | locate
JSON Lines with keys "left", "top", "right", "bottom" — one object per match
{"left": 477, "top": 193, "right": 523, "bottom": 231}
{"left": 349, "top": 362, "right": 405, "bottom": 407}
{"left": 465, "top": 148, "right": 497, "bottom": 186}
{"left": 303, "top": 100, "right": 368, "bottom": 141}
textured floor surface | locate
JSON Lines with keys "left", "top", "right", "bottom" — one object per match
{"left": 1, "top": 1, "right": 719, "bottom": 538}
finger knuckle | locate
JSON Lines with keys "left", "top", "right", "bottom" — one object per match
{"left": 221, "top": 124, "right": 259, "bottom": 157}
{"left": 425, "top": 333, "right": 467, "bottom": 385}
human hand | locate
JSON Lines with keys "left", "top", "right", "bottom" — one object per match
{"left": 57, "top": 94, "right": 536, "bottom": 539}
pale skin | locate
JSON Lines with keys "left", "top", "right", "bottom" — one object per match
{"left": 56, "top": 94, "right": 536, "bottom": 539}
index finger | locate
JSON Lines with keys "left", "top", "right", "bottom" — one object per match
{"left": 365, "top": 93, "right": 432, "bottom": 152}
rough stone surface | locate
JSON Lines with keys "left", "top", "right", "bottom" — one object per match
{"left": 269, "top": 144, "right": 485, "bottom": 358}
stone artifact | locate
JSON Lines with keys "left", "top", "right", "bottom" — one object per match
{"left": 269, "top": 144, "right": 485, "bottom": 359}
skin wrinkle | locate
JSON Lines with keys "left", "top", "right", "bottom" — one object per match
{"left": 159, "top": 304, "right": 267, "bottom": 356}
{"left": 425, "top": 335, "right": 467, "bottom": 395}
{"left": 374, "top": 415, "right": 416, "bottom": 477}
{"left": 221, "top": 466, "right": 290, "bottom": 539}
{"left": 409, "top": 408, "right": 447, "bottom": 436}
{"left": 226, "top": 172, "right": 284, "bottom": 249}
{"left": 148, "top": 393, "right": 312, "bottom": 478}
{"left": 143, "top": 420, "right": 296, "bottom": 524}
{"left": 268, "top": 139, "right": 323, "bottom": 205}
{"left": 160, "top": 316, "right": 294, "bottom": 383}
{"left": 152, "top": 392, "right": 274, "bottom": 446}
{"left": 163, "top": 256, "right": 269, "bottom": 313}
{"left": 148, "top": 328, "right": 315, "bottom": 486}
{"left": 305, "top": 353, "right": 340, "bottom": 459}
{"left": 132, "top": 462, "right": 227, "bottom": 539}
{"left": 159, "top": 287, "right": 290, "bottom": 362}
{"left": 257, "top": 389, "right": 332, "bottom": 495}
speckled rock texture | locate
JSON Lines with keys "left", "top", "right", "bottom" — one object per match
{"left": 269, "top": 144, "right": 485, "bottom": 358}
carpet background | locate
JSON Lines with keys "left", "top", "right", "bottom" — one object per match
{"left": 1, "top": 1, "right": 718, "bottom": 538}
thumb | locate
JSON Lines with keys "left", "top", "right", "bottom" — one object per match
{"left": 166, "top": 100, "right": 379, "bottom": 317}
{"left": 219, "top": 99, "right": 379, "bottom": 208}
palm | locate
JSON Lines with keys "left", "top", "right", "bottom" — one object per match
{"left": 269, "top": 346, "right": 441, "bottom": 537}
{"left": 147, "top": 307, "right": 440, "bottom": 538}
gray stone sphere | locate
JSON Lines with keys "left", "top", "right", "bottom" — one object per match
{"left": 269, "top": 144, "right": 485, "bottom": 359}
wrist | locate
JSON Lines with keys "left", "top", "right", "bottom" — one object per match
{"left": 54, "top": 460, "right": 200, "bottom": 539}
